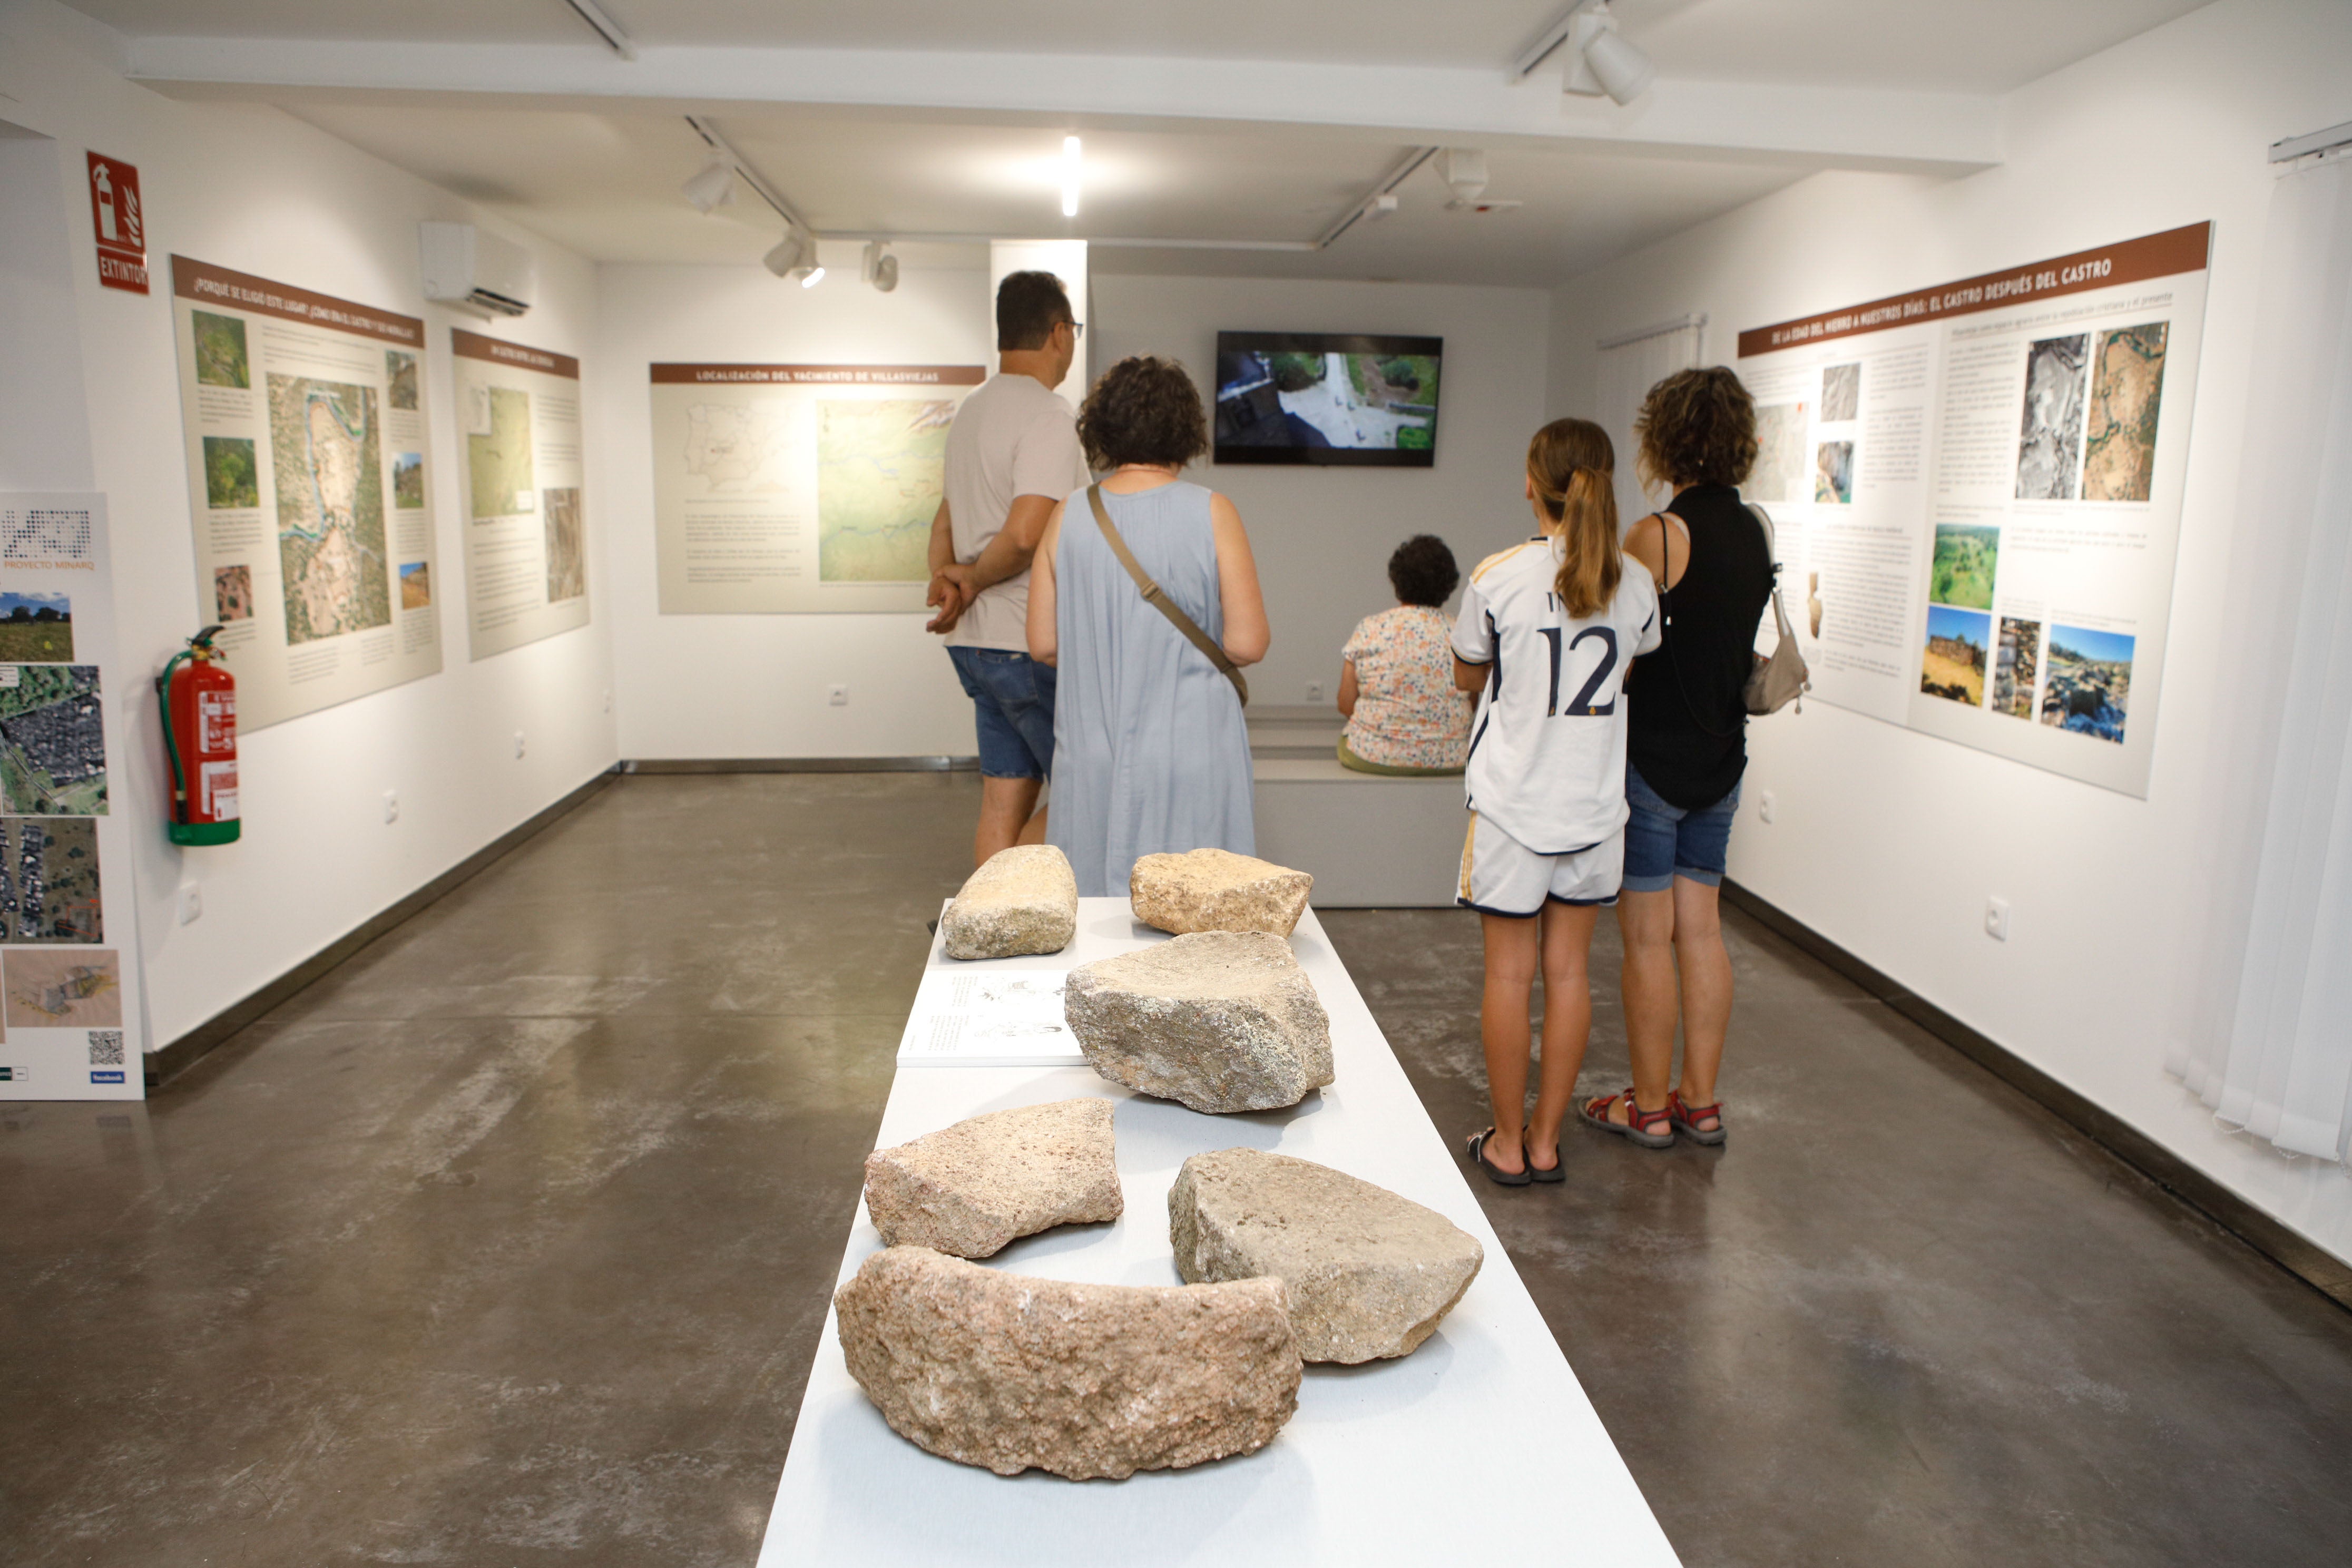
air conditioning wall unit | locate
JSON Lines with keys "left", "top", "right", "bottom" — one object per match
{"left": 419, "top": 222, "right": 535, "bottom": 318}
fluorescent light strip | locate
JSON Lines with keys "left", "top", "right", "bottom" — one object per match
{"left": 1061, "top": 136, "right": 1083, "bottom": 218}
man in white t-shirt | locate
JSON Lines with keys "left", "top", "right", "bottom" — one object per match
{"left": 927, "top": 271, "right": 1092, "bottom": 866}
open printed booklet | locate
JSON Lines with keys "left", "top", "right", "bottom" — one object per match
{"left": 896, "top": 968, "right": 1081, "bottom": 1067}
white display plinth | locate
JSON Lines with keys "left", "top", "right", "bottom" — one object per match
{"left": 758, "top": 899, "right": 1679, "bottom": 1567}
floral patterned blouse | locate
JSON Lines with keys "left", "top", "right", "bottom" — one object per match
{"left": 1342, "top": 604, "right": 1474, "bottom": 770}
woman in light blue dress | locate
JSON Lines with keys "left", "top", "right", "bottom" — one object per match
{"left": 1026, "top": 356, "right": 1270, "bottom": 898}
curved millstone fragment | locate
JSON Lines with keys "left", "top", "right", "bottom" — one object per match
{"left": 834, "top": 1245, "right": 1302, "bottom": 1479}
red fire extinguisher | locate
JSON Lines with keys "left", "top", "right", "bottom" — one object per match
{"left": 158, "top": 626, "right": 240, "bottom": 845}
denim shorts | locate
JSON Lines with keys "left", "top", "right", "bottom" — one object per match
{"left": 1622, "top": 762, "right": 1740, "bottom": 894}
{"left": 948, "top": 646, "right": 1056, "bottom": 780}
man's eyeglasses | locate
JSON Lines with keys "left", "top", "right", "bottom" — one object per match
{"left": 1063, "top": 320, "right": 1086, "bottom": 340}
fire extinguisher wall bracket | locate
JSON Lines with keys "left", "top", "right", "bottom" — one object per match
{"left": 159, "top": 626, "right": 241, "bottom": 846}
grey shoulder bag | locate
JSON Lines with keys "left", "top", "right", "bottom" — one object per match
{"left": 1742, "top": 503, "right": 1810, "bottom": 716}
{"left": 1084, "top": 484, "right": 1249, "bottom": 706}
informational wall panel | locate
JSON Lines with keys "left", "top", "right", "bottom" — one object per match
{"left": 453, "top": 329, "right": 590, "bottom": 659}
{"left": 649, "top": 363, "right": 984, "bottom": 614}
{"left": 0, "top": 494, "right": 149, "bottom": 1100}
{"left": 1734, "top": 224, "right": 2209, "bottom": 796}
{"left": 170, "top": 258, "right": 443, "bottom": 731}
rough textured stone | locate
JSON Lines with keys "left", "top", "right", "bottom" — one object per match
{"left": 940, "top": 845, "right": 1077, "bottom": 959}
{"left": 1169, "top": 1148, "right": 1484, "bottom": 1363}
{"left": 1063, "top": 932, "right": 1334, "bottom": 1114}
{"left": 863, "top": 1099, "right": 1122, "bottom": 1259}
{"left": 835, "top": 1246, "right": 1301, "bottom": 1479}
{"left": 1130, "top": 848, "right": 1314, "bottom": 937}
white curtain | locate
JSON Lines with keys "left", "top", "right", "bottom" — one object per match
{"left": 2171, "top": 152, "right": 2352, "bottom": 1163}
{"left": 1595, "top": 317, "right": 1703, "bottom": 530}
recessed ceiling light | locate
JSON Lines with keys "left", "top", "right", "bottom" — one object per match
{"left": 1061, "top": 136, "right": 1082, "bottom": 219}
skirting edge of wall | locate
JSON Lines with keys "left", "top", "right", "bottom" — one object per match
{"left": 145, "top": 766, "right": 624, "bottom": 1089}
{"left": 621, "top": 756, "right": 978, "bottom": 774}
{"left": 1722, "top": 879, "right": 2352, "bottom": 1314}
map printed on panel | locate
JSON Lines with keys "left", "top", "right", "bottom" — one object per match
{"left": 1734, "top": 224, "right": 2210, "bottom": 797}
{"left": 650, "top": 365, "right": 986, "bottom": 614}
{"left": 169, "top": 258, "right": 441, "bottom": 732}
{"left": 450, "top": 330, "right": 591, "bottom": 661}
{"left": 0, "top": 493, "right": 147, "bottom": 1100}
{"left": 268, "top": 377, "right": 389, "bottom": 643}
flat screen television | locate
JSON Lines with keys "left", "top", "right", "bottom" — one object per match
{"left": 1213, "top": 331, "right": 1442, "bottom": 467}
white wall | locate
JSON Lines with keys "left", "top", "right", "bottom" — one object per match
{"left": 1544, "top": 0, "right": 2352, "bottom": 1265}
{"left": 0, "top": 0, "right": 620, "bottom": 1051}
{"left": 599, "top": 265, "right": 1553, "bottom": 756}
{"left": 1092, "top": 273, "right": 1552, "bottom": 707}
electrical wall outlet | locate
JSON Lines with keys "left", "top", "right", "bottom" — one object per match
{"left": 384, "top": 789, "right": 399, "bottom": 825}
{"left": 514, "top": 730, "right": 527, "bottom": 759}
{"left": 1758, "top": 789, "right": 1777, "bottom": 825}
{"left": 601, "top": 687, "right": 612, "bottom": 714}
{"left": 1984, "top": 896, "right": 2011, "bottom": 942}
{"left": 1306, "top": 681, "right": 1327, "bottom": 703}
{"left": 176, "top": 883, "right": 202, "bottom": 926}
{"left": 828, "top": 683, "right": 848, "bottom": 707}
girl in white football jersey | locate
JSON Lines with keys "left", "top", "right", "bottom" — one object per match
{"left": 1450, "top": 419, "right": 1661, "bottom": 1184}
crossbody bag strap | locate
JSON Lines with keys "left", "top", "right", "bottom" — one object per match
{"left": 1085, "top": 484, "right": 1249, "bottom": 705}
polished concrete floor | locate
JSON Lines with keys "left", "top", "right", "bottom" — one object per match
{"left": 5, "top": 773, "right": 2348, "bottom": 1566}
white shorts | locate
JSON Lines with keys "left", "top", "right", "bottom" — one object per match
{"left": 1457, "top": 810, "right": 1623, "bottom": 917}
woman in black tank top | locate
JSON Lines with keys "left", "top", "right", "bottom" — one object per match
{"left": 1580, "top": 368, "right": 1771, "bottom": 1152}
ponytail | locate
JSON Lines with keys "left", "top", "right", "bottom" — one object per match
{"left": 1528, "top": 418, "right": 1622, "bottom": 619}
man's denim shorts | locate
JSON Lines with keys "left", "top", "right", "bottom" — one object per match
{"left": 1622, "top": 761, "right": 1740, "bottom": 894}
{"left": 948, "top": 646, "right": 1056, "bottom": 780}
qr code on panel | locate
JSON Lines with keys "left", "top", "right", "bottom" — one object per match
{"left": 87, "top": 1030, "right": 125, "bottom": 1066}
{"left": 1, "top": 507, "right": 95, "bottom": 562}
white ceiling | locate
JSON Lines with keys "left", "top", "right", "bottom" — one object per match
{"left": 279, "top": 101, "right": 1804, "bottom": 285}
{"left": 64, "top": 0, "right": 2221, "bottom": 286}
{"left": 67, "top": 0, "right": 2216, "bottom": 94}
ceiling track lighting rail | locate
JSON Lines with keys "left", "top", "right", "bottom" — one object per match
{"left": 2270, "top": 119, "right": 2352, "bottom": 163}
{"left": 561, "top": 0, "right": 636, "bottom": 61}
{"left": 1315, "top": 146, "right": 1440, "bottom": 251}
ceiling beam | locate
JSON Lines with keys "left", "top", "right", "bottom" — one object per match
{"left": 123, "top": 38, "right": 2001, "bottom": 175}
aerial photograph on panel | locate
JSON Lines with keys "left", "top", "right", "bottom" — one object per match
{"left": 2040, "top": 624, "right": 2133, "bottom": 743}
{"left": 203, "top": 436, "right": 258, "bottom": 509}
{"left": 386, "top": 349, "right": 419, "bottom": 411}
{"left": 1820, "top": 362, "right": 1860, "bottom": 422}
{"left": 268, "top": 375, "right": 390, "bottom": 643}
{"left": 0, "top": 665, "right": 105, "bottom": 815}
{"left": 3, "top": 947, "right": 122, "bottom": 1030}
{"left": 1749, "top": 402, "right": 1808, "bottom": 505}
{"left": 214, "top": 564, "right": 252, "bottom": 622}
{"left": 192, "top": 310, "right": 249, "bottom": 389}
{"left": 2081, "top": 322, "right": 2169, "bottom": 502}
{"left": 543, "top": 487, "right": 586, "bottom": 602}
{"left": 0, "top": 816, "right": 101, "bottom": 943}
{"left": 816, "top": 399, "right": 954, "bottom": 583}
{"left": 2015, "top": 333, "right": 2088, "bottom": 500}
{"left": 1929, "top": 524, "right": 2001, "bottom": 610}
{"left": 1920, "top": 606, "right": 1989, "bottom": 707}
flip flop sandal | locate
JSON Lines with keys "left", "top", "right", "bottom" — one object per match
{"left": 1465, "top": 1126, "right": 1533, "bottom": 1187}
{"left": 1579, "top": 1089, "right": 1675, "bottom": 1149}
{"left": 1524, "top": 1138, "right": 1566, "bottom": 1183}
{"left": 1669, "top": 1091, "right": 1727, "bottom": 1146}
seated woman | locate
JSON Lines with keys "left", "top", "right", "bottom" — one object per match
{"left": 1337, "top": 534, "right": 1473, "bottom": 775}
{"left": 1027, "top": 355, "right": 1271, "bottom": 898}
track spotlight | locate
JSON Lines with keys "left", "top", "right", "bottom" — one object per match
{"left": 763, "top": 227, "right": 819, "bottom": 279}
{"left": 861, "top": 240, "right": 899, "bottom": 293}
{"left": 682, "top": 155, "right": 736, "bottom": 213}
{"left": 1061, "top": 135, "right": 1082, "bottom": 219}
{"left": 1562, "top": 4, "right": 1654, "bottom": 105}
{"left": 795, "top": 264, "right": 825, "bottom": 289}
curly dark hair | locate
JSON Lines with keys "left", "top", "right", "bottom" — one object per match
{"left": 1634, "top": 366, "right": 1758, "bottom": 490}
{"left": 1387, "top": 534, "right": 1459, "bottom": 607}
{"left": 1077, "top": 356, "right": 1209, "bottom": 471}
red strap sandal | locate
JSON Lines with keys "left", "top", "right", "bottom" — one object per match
{"left": 1577, "top": 1088, "right": 1674, "bottom": 1149}
{"left": 1669, "top": 1091, "right": 1726, "bottom": 1146}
